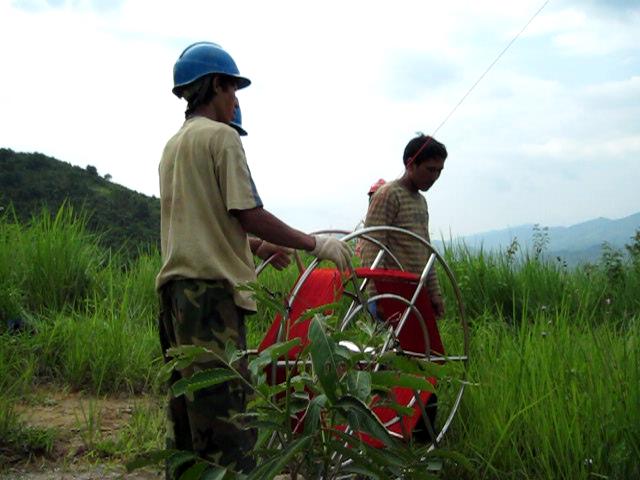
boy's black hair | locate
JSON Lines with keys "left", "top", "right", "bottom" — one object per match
{"left": 403, "top": 135, "right": 447, "bottom": 166}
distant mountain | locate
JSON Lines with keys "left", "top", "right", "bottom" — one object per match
{"left": 0, "top": 148, "right": 160, "bottom": 256}
{"left": 454, "top": 213, "right": 640, "bottom": 265}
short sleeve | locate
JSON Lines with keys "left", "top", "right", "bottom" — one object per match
{"left": 213, "top": 130, "right": 263, "bottom": 211}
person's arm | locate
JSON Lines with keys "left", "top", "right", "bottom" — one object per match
{"left": 233, "top": 207, "right": 315, "bottom": 251}
{"left": 248, "top": 237, "right": 263, "bottom": 253}
{"left": 248, "top": 235, "right": 292, "bottom": 271}
{"left": 423, "top": 215, "right": 444, "bottom": 319}
{"left": 233, "top": 207, "right": 353, "bottom": 271}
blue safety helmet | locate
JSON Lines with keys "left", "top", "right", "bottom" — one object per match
{"left": 172, "top": 41, "right": 251, "bottom": 97}
{"left": 230, "top": 105, "right": 247, "bottom": 136}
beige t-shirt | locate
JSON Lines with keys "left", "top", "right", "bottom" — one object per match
{"left": 360, "top": 179, "right": 440, "bottom": 295}
{"left": 155, "top": 116, "right": 262, "bottom": 311}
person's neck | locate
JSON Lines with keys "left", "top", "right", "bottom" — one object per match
{"left": 188, "top": 104, "right": 221, "bottom": 122}
{"left": 399, "top": 173, "right": 418, "bottom": 193}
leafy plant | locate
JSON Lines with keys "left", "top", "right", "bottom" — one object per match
{"left": 505, "top": 237, "right": 519, "bottom": 265}
{"left": 600, "top": 242, "right": 625, "bottom": 285}
{"left": 531, "top": 224, "right": 549, "bottom": 261}
{"left": 130, "top": 309, "right": 467, "bottom": 479}
{"left": 625, "top": 228, "right": 640, "bottom": 270}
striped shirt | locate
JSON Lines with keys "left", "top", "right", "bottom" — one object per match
{"left": 360, "top": 179, "right": 441, "bottom": 296}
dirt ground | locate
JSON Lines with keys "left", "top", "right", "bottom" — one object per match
{"left": 0, "top": 465, "right": 161, "bottom": 480}
{"left": 1, "top": 389, "right": 163, "bottom": 480}
{"left": 1, "top": 389, "right": 298, "bottom": 479}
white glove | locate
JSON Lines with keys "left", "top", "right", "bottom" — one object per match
{"left": 311, "top": 235, "right": 353, "bottom": 271}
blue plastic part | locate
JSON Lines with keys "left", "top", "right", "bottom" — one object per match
{"left": 230, "top": 105, "right": 247, "bottom": 136}
{"left": 172, "top": 41, "right": 251, "bottom": 97}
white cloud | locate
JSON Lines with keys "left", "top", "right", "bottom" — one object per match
{"left": 582, "top": 75, "right": 640, "bottom": 104}
{"left": 521, "top": 135, "right": 640, "bottom": 159}
{"left": 524, "top": 8, "right": 587, "bottom": 37}
{"left": 550, "top": 8, "right": 640, "bottom": 55}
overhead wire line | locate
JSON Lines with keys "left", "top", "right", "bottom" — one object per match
{"left": 432, "top": 0, "right": 551, "bottom": 137}
{"left": 407, "top": 0, "right": 551, "bottom": 165}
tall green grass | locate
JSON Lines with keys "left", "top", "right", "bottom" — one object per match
{"left": 0, "top": 205, "right": 638, "bottom": 476}
{"left": 440, "top": 241, "right": 640, "bottom": 326}
{"left": 0, "top": 205, "right": 160, "bottom": 397}
{"left": 448, "top": 310, "right": 639, "bottom": 479}
{"left": 18, "top": 205, "right": 104, "bottom": 313}
{"left": 0, "top": 208, "right": 25, "bottom": 322}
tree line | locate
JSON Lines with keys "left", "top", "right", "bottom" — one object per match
{"left": 0, "top": 148, "right": 160, "bottom": 257}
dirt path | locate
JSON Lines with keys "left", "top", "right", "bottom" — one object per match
{"left": 2, "top": 390, "right": 296, "bottom": 479}
{"left": 2, "top": 389, "right": 163, "bottom": 480}
{"left": 0, "top": 464, "right": 161, "bottom": 480}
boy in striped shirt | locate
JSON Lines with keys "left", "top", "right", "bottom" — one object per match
{"left": 360, "top": 134, "right": 447, "bottom": 318}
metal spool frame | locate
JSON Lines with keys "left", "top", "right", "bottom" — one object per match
{"left": 255, "top": 226, "right": 469, "bottom": 474}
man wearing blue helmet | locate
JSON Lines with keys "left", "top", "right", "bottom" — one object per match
{"left": 156, "top": 42, "right": 352, "bottom": 477}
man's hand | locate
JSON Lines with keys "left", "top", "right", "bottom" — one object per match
{"left": 431, "top": 293, "right": 445, "bottom": 319}
{"left": 255, "top": 241, "right": 292, "bottom": 271}
{"left": 311, "top": 235, "right": 353, "bottom": 271}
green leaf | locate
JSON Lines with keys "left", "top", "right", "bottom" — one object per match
{"left": 201, "top": 466, "right": 229, "bottom": 480}
{"left": 164, "top": 345, "right": 213, "bottom": 372}
{"left": 370, "top": 371, "right": 436, "bottom": 393}
{"left": 372, "top": 399, "right": 415, "bottom": 417}
{"left": 248, "top": 420, "right": 290, "bottom": 433}
{"left": 238, "top": 282, "right": 287, "bottom": 315}
{"left": 296, "top": 301, "right": 342, "bottom": 323}
{"left": 288, "top": 398, "right": 310, "bottom": 415}
{"left": 356, "top": 318, "right": 377, "bottom": 338}
{"left": 247, "top": 435, "right": 313, "bottom": 480}
{"left": 171, "top": 368, "right": 240, "bottom": 397}
{"left": 333, "top": 395, "right": 396, "bottom": 448}
{"left": 290, "top": 372, "right": 318, "bottom": 393}
{"left": 267, "top": 338, "right": 302, "bottom": 360}
{"left": 290, "top": 376, "right": 306, "bottom": 392}
{"left": 346, "top": 370, "right": 371, "bottom": 401}
{"left": 167, "top": 344, "right": 210, "bottom": 361}
{"left": 168, "top": 451, "right": 199, "bottom": 478}
{"left": 157, "top": 358, "right": 180, "bottom": 383}
{"left": 304, "top": 394, "right": 327, "bottom": 434}
{"left": 379, "top": 351, "right": 446, "bottom": 377}
{"left": 179, "top": 461, "right": 208, "bottom": 480}
{"left": 331, "top": 429, "right": 405, "bottom": 470}
{"left": 254, "top": 381, "right": 289, "bottom": 399}
{"left": 224, "top": 340, "right": 243, "bottom": 364}
{"left": 248, "top": 338, "right": 301, "bottom": 377}
{"left": 329, "top": 440, "right": 384, "bottom": 478}
{"left": 308, "top": 316, "right": 340, "bottom": 403}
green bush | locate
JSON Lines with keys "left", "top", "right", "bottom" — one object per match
{"left": 132, "top": 312, "right": 467, "bottom": 479}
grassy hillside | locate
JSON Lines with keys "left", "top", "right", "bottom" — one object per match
{"left": 0, "top": 148, "right": 159, "bottom": 256}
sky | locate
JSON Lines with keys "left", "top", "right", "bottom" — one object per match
{"left": 1, "top": 0, "right": 638, "bottom": 237}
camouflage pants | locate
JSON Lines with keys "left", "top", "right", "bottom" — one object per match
{"left": 158, "top": 279, "right": 256, "bottom": 478}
